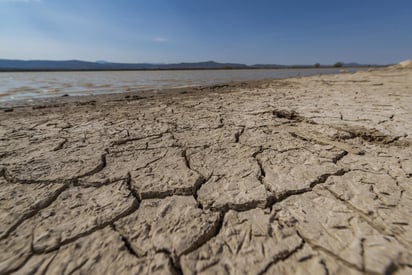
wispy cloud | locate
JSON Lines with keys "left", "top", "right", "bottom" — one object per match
{"left": 152, "top": 37, "right": 169, "bottom": 43}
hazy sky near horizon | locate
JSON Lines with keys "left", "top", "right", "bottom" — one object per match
{"left": 0, "top": 0, "right": 411, "bottom": 64}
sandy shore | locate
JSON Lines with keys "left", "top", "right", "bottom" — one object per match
{"left": 1, "top": 66, "right": 411, "bottom": 274}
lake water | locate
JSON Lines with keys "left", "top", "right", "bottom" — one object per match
{"left": 0, "top": 68, "right": 364, "bottom": 102}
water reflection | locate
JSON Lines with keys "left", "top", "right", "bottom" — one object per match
{"left": 0, "top": 68, "right": 364, "bottom": 101}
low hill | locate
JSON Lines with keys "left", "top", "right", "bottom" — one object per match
{"left": 0, "top": 59, "right": 377, "bottom": 71}
{"left": 0, "top": 59, "right": 248, "bottom": 71}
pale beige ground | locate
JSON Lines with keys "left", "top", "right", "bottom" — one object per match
{"left": 0, "top": 66, "right": 411, "bottom": 275}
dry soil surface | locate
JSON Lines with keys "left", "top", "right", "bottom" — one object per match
{"left": 0, "top": 67, "right": 411, "bottom": 275}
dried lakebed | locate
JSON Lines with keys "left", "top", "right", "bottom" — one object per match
{"left": 0, "top": 67, "right": 411, "bottom": 274}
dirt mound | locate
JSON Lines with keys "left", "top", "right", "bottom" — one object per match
{"left": 398, "top": 60, "right": 412, "bottom": 68}
{"left": 390, "top": 59, "right": 412, "bottom": 70}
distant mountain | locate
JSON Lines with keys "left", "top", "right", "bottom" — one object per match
{"left": 342, "top": 62, "right": 360, "bottom": 67}
{"left": 0, "top": 59, "right": 376, "bottom": 71}
{"left": 161, "top": 61, "right": 248, "bottom": 69}
{"left": 251, "top": 64, "right": 286, "bottom": 69}
{"left": 0, "top": 59, "right": 249, "bottom": 71}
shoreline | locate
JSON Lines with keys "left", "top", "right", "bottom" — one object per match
{"left": 0, "top": 67, "right": 366, "bottom": 109}
{"left": 1, "top": 66, "right": 411, "bottom": 274}
{"left": 0, "top": 65, "right": 382, "bottom": 73}
{"left": 0, "top": 78, "right": 274, "bottom": 109}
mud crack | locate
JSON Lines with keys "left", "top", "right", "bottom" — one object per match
{"left": 32, "top": 198, "right": 139, "bottom": 254}
{"left": 272, "top": 109, "right": 307, "bottom": 122}
{"left": 234, "top": 126, "right": 245, "bottom": 143}
{"left": 296, "top": 230, "right": 370, "bottom": 274}
{"left": 0, "top": 184, "right": 69, "bottom": 240}
{"left": 273, "top": 168, "right": 349, "bottom": 205}
{"left": 257, "top": 238, "right": 305, "bottom": 275}
{"left": 111, "top": 224, "right": 139, "bottom": 257}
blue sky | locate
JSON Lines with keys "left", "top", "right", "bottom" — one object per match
{"left": 0, "top": 0, "right": 411, "bottom": 64}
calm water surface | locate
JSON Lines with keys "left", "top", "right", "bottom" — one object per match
{"left": 0, "top": 68, "right": 364, "bottom": 102}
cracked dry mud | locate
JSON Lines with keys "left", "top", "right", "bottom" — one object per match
{"left": 0, "top": 67, "right": 411, "bottom": 275}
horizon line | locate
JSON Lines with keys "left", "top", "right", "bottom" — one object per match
{"left": 0, "top": 58, "right": 392, "bottom": 66}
